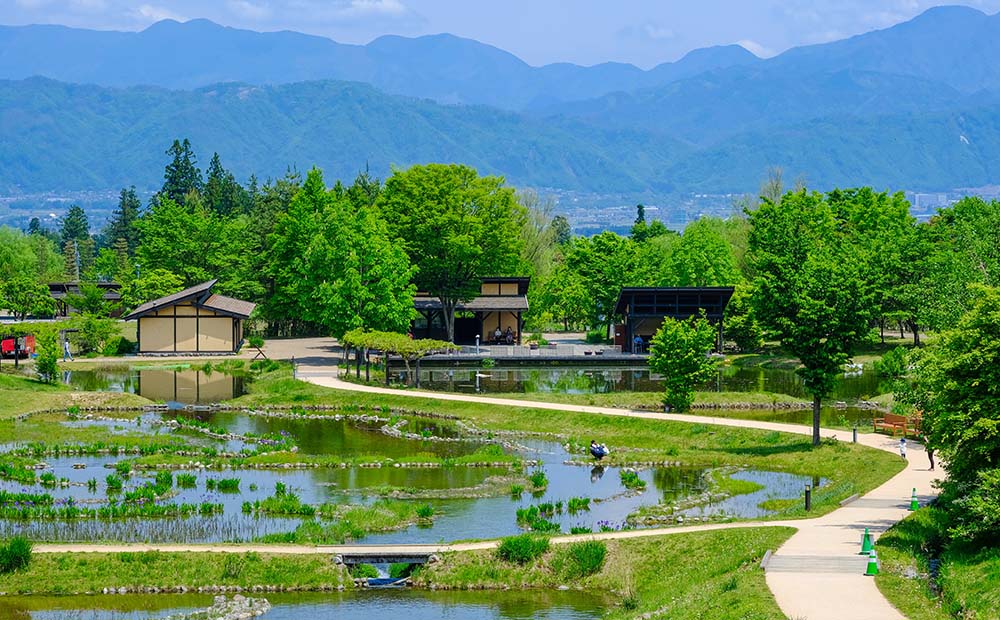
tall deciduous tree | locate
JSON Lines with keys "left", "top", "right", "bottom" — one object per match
{"left": 564, "top": 232, "right": 641, "bottom": 329}
{"left": 380, "top": 164, "right": 526, "bottom": 342}
{"left": 748, "top": 190, "right": 875, "bottom": 445}
{"left": 901, "top": 285, "right": 1000, "bottom": 544}
{"left": 0, "top": 277, "right": 56, "bottom": 320}
{"left": 648, "top": 314, "right": 719, "bottom": 412}
{"left": 305, "top": 188, "right": 416, "bottom": 338}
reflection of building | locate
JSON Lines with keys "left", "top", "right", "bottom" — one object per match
{"left": 412, "top": 277, "right": 529, "bottom": 345}
{"left": 614, "top": 287, "right": 735, "bottom": 353}
{"left": 49, "top": 282, "right": 122, "bottom": 317}
{"left": 124, "top": 280, "right": 256, "bottom": 354}
{"left": 138, "top": 369, "right": 237, "bottom": 404}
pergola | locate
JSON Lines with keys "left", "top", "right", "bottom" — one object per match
{"left": 613, "top": 287, "right": 735, "bottom": 353}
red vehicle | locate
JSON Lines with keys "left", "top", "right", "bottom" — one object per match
{"left": 1, "top": 335, "right": 35, "bottom": 358}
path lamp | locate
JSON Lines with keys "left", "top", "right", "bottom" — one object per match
{"left": 475, "top": 334, "right": 480, "bottom": 354}
{"left": 804, "top": 484, "right": 812, "bottom": 511}
{"left": 852, "top": 426, "right": 858, "bottom": 443}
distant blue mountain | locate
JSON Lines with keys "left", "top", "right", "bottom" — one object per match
{"left": 0, "top": 19, "right": 758, "bottom": 110}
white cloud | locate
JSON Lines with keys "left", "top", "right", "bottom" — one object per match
{"left": 227, "top": 0, "right": 271, "bottom": 20}
{"left": 737, "top": 39, "right": 775, "bottom": 58}
{"left": 340, "top": 0, "right": 408, "bottom": 17}
{"left": 131, "top": 3, "right": 186, "bottom": 22}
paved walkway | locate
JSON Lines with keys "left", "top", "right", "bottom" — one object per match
{"left": 297, "top": 363, "right": 940, "bottom": 620}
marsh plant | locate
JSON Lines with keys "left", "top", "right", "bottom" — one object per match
{"left": 619, "top": 470, "right": 646, "bottom": 490}
{"left": 528, "top": 469, "right": 548, "bottom": 490}
{"left": 176, "top": 473, "right": 197, "bottom": 488}
{"left": 495, "top": 534, "right": 550, "bottom": 565}
{"left": 0, "top": 537, "right": 32, "bottom": 573}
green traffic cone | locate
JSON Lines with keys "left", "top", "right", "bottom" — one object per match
{"left": 909, "top": 488, "right": 919, "bottom": 511}
{"left": 865, "top": 549, "right": 879, "bottom": 576}
{"left": 860, "top": 527, "right": 874, "bottom": 554}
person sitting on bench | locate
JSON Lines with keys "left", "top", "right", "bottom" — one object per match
{"left": 493, "top": 327, "right": 502, "bottom": 344}
{"left": 505, "top": 327, "right": 514, "bottom": 344}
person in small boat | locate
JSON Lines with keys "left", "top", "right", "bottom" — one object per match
{"left": 590, "top": 440, "right": 609, "bottom": 460}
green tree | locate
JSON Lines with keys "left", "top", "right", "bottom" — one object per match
{"left": 380, "top": 163, "right": 526, "bottom": 342}
{"left": 1, "top": 226, "right": 47, "bottom": 281}
{"left": 670, "top": 217, "right": 740, "bottom": 287}
{"left": 564, "top": 232, "right": 641, "bottom": 329}
{"left": 0, "top": 277, "right": 56, "bottom": 320}
{"left": 538, "top": 260, "right": 590, "bottom": 331}
{"left": 748, "top": 190, "right": 875, "bottom": 445}
{"left": 902, "top": 285, "right": 1000, "bottom": 544}
{"left": 59, "top": 205, "right": 90, "bottom": 245}
{"left": 551, "top": 215, "right": 572, "bottom": 246}
{"left": 724, "top": 282, "right": 764, "bottom": 352}
{"left": 64, "top": 282, "right": 116, "bottom": 316}
{"left": 119, "top": 268, "right": 184, "bottom": 313}
{"left": 648, "top": 315, "right": 719, "bottom": 412}
{"left": 70, "top": 314, "right": 119, "bottom": 354}
{"left": 34, "top": 325, "right": 60, "bottom": 383}
{"left": 263, "top": 168, "right": 327, "bottom": 335}
{"left": 204, "top": 152, "right": 249, "bottom": 216}
{"left": 160, "top": 138, "right": 202, "bottom": 204}
{"left": 302, "top": 173, "right": 417, "bottom": 338}
{"left": 104, "top": 187, "right": 142, "bottom": 256}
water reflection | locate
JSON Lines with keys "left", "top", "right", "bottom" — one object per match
{"left": 62, "top": 369, "right": 245, "bottom": 405}
{"left": 0, "top": 590, "right": 606, "bottom": 620}
{"left": 419, "top": 365, "right": 883, "bottom": 402}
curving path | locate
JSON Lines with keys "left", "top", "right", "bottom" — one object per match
{"left": 298, "top": 364, "right": 940, "bottom": 620}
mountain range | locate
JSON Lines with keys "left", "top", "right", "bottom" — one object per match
{"left": 2, "top": 5, "right": 1000, "bottom": 198}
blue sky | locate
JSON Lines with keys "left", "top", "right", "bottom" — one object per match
{"left": 4, "top": 0, "right": 1000, "bottom": 67}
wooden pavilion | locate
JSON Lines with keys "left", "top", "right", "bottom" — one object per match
{"left": 123, "top": 280, "right": 256, "bottom": 354}
{"left": 412, "top": 277, "right": 529, "bottom": 345}
{"left": 613, "top": 287, "right": 735, "bottom": 353}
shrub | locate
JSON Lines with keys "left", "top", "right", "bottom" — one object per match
{"left": 585, "top": 329, "right": 607, "bottom": 344}
{"left": 350, "top": 563, "right": 380, "bottom": 579}
{"left": 874, "top": 346, "right": 908, "bottom": 379}
{"left": 0, "top": 537, "right": 32, "bottom": 573}
{"left": 480, "top": 357, "right": 496, "bottom": 368}
{"left": 556, "top": 540, "right": 607, "bottom": 579}
{"left": 389, "top": 562, "right": 415, "bottom": 579}
{"left": 102, "top": 336, "right": 136, "bottom": 356}
{"left": 495, "top": 534, "right": 550, "bottom": 565}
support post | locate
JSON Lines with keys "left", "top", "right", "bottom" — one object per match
{"left": 365, "top": 348, "right": 370, "bottom": 382}
{"left": 415, "top": 358, "right": 421, "bottom": 388}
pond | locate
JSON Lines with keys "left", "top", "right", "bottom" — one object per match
{"left": 0, "top": 410, "right": 816, "bottom": 543}
{"left": 416, "top": 365, "right": 883, "bottom": 403}
{"left": 60, "top": 368, "right": 247, "bottom": 406}
{"left": 0, "top": 590, "right": 607, "bottom": 619}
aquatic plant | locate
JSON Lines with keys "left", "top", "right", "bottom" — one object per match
{"left": 415, "top": 504, "right": 434, "bottom": 520}
{"left": 509, "top": 484, "right": 524, "bottom": 496}
{"left": 567, "top": 497, "right": 591, "bottom": 513}
{"left": 528, "top": 469, "right": 548, "bottom": 489}
{"left": 619, "top": 470, "right": 646, "bottom": 490}
{"left": 175, "top": 473, "right": 197, "bottom": 488}
{"left": 105, "top": 474, "right": 123, "bottom": 493}
{"left": 0, "top": 536, "right": 32, "bottom": 573}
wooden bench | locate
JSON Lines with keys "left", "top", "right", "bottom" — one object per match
{"left": 873, "top": 413, "right": 910, "bottom": 436}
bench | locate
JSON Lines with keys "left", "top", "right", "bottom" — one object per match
{"left": 873, "top": 413, "right": 910, "bottom": 436}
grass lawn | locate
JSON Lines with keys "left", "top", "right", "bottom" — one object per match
{"left": 876, "top": 508, "right": 1000, "bottom": 620}
{"left": 231, "top": 367, "right": 905, "bottom": 520}
{"left": 0, "top": 370, "right": 149, "bottom": 420}
{"left": 0, "top": 550, "right": 348, "bottom": 595}
{"left": 417, "top": 527, "right": 794, "bottom": 620}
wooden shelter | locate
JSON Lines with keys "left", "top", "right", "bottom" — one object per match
{"left": 412, "top": 277, "right": 529, "bottom": 345}
{"left": 613, "top": 287, "right": 735, "bottom": 353}
{"left": 123, "top": 280, "right": 256, "bottom": 354}
{"left": 48, "top": 282, "right": 122, "bottom": 317}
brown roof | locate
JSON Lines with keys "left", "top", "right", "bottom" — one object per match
{"left": 414, "top": 295, "right": 528, "bottom": 312}
{"left": 202, "top": 294, "right": 257, "bottom": 318}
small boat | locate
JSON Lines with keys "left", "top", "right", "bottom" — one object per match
{"left": 367, "top": 577, "right": 409, "bottom": 588}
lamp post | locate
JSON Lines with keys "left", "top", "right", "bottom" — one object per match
{"left": 804, "top": 484, "right": 812, "bottom": 511}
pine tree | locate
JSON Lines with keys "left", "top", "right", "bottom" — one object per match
{"left": 60, "top": 205, "right": 90, "bottom": 245}
{"left": 161, "top": 139, "right": 202, "bottom": 204}
{"left": 203, "top": 152, "right": 248, "bottom": 216}
{"left": 104, "top": 187, "right": 142, "bottom": 256}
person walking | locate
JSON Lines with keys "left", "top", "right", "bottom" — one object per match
{"left": 62, "top": 338, "right": 73, "bottom": 362}
{"left": 899, "top": 437, "right": 907, "bottom": 459}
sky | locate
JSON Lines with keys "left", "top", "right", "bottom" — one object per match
{"left": 4, "top": 0, "right": 1000, "bottom": 68}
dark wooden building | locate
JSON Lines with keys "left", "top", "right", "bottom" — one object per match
{"left": 49, "top": 282, "right": 122, "bottom": 317}
{"left": 613, "top": 287, "right": 735, "bottom": 353}
{"left": 412, "top": 277, "right": 529, "bottom": 345}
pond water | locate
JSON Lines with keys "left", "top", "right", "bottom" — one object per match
{"left": 417, "top": 365, "right": 883, "bottom": 402}
{"left": 60, "top": 368, "right": 246, "bottom": 405}
{"left": 0, "top": 411, "right": 815, "bottom": 543}
{"left": 0, "top": 590, "right": 606, "bottom": 619}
